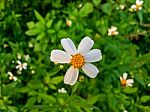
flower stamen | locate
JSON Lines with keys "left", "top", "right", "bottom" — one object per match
{"left": 121, "top": 79, "right": 127, "bottom": 87}
{"left": 71, "top": 54, "right": 85, "bottom": 68}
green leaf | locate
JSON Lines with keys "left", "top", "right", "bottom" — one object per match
{"left": 0, "top": 100, "right": 6, "bottom": 109}
{"left": 141, "top": 96, "right": 150, "bottom": 103}
{"left": 46, "top": 20, "right": 53, "bottom": 28}
{"left": 137, "top": 11, "right": 143, "bottom": 23}
{"left": 27, "top": 21, "right": 35, "bottom": 29}
{"left": 93, "top": 0, "right": 101, "bottom": 6}
{"left": 34, "top": 10, "right": 45, "bottom": 24}
{"left": 79, "top": 2, "right": 93, "bottom": 17}
{"left": 38, "top": 93, "right": 56, "bottom": 104}
{"left": 25, "top": 97, "right": 36, "bottom": 107}
{"left": 51, "top": 76, "right": 63, "bottom": 85}
{"left": 101, "top": 3, "right": 113, "bottom": 15}
{"left": 123, "top": 87, "right": 138, "bottom": 94}
{"left": 25, "top": 29, "right": 40, "bottom": 36}
{"left": 8, "top": 106, "right": 18, "bottom": 112}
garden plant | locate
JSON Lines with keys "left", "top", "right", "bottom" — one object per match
{"left": 0, "top": 0, "right": 150, "bottom": 112}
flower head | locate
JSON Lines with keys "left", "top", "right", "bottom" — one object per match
{"left": 58, "top": 88, "right": 67, "bottom": 93}
{"left": 108, "top": 26, "right": 119, "bottom": 36}
{"left": 120, "top": 73, "right": 134, "bottom": 87}
{"left": 130, "top": 0, "right": 143, "bottom": 11}
{"left": 16, "top": 60, "right": 27, "bottom": 71}
{"left": 66, "top": 19, "right": 72, "bottom": 27}
{"left": 50, "top": 37, "right": 102, "bottom": 85}
{"left": 8, "top": 72, "right": 17, "bottom": 81}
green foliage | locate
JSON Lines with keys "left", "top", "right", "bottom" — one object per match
{"left": 0, "top": 0, "right": 150, "bottom": 112}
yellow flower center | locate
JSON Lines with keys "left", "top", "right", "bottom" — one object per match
{"left": 70, "top": 54, "right": 85, "bottom": 68}
{"left": 121, "top": 79, "right": 127, "bottom": 87}
{"left": 136, "top": 4, "right": 141, "bottom": 10}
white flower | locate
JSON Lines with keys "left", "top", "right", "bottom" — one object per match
{"left": 66, "top": 19, "right": 72, "bottom": 27}
{"left": 50, "top": 37, "right": 102, "bottom": 85}
{"left": 58, "top": 88, "right": 67, "bottom": 93}
{"left": 124, "top": 110, "right": 128, "bottom": 112}
{"left": 16, "top": 60, "right": 27, "bottom": 71}
{"left": 8, "top": 72, "right": 17, "bottom": 81}
{"left": 24, "top": 54, "right": 30, "bottom": 61}
{"left": 130, "top": 0, "right": 143, "bottom": 11}
{"left": 120, "top": 5, "right": 125, "bottom": 10}
{"left": 148, "top": 83, "right": 150, "bottom": 87}
{"left": 120, "top": 73, "right": 134, "bottom": 87}
{"left": 108, "top": 26, "right": 119, "bottom": 36}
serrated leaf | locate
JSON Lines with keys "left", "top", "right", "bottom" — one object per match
{"left": 79, "top": 3, "right": 93, "bottom": 17}
{"left": 34, "top": 10, "right": 45, "bottom": 24}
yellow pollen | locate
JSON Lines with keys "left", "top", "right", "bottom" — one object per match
{"left": 121, "top": 79, "right": 127, "bottom": 87}
{"left": 136, "top": 4, "right": 141, "bottom": 10}
{"left": 71, "top": 54, "right": 85, "bottom": 68}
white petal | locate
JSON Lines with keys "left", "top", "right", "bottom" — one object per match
{"left": 131, "top": 5, "right": 136, "bottom": 9}
{"left": 78, "top": 36, "right": 94, "bottom": 54}
{"left": 17, "top": 60, "right": 21, "bottom": 65}
{"left": 82, "top": 63, "right": 99, "bottom": 78}
{"left": 16, "top": 65, "right": 20, "bottom": 69}
{"left": 84, "top": 49, "right": 102, "bottom": 62}
{"left": 126, "top": 79, "right": 134, "bottom": 84}
{"left": 111, "top": 26, "right": 117, "bottom": 31}
{"left": 120, "top": 76, "right": 123, "bottom": 81}
{"left": 61, "top": 38, "right": 76, "bottom": 55}
{"left": 123, "top": 73, "right": 128, "bottom": 80}
{"left": 50, "top": 50, "right": 71, "bottom": 63}
{"left": 64, "top": 66, "right": 79, "bottom": 85}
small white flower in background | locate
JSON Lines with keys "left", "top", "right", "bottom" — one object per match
{"left": 120, "top": 73, "right": 134, "bottom": 87}
{"left": 31, "top": 70, "right": 35, "bottom": 74}
{"left": 3, "top": 44, "right": 9, "bottom": 48}
{"left": 50, "top": 37, "right": 102, "bottom": 85}
{"left": 17, "top": 53, "right": 21, "bottom": 60}
{"left": 130, "top": 0, "right": 143, "bottom": 11}
{"left": 108, "top": 26, "right": 119, "bottom": 36}
{"left": 16, "top": 60, "right": 27, "bottom": 71}
{"left": 78, "top": 3, "right": 83, "bottom": 8}
{"left": 148, "top": 83, "right": 150, "bottom": 87}
{"left": 124, "top": 110, "right": 128, "bottom": 112}
{"left": 66, "top": 19, "right": 72, "bottom": 27}
{"left": 120, "top": 5, "right": 125, "bottom": 10}
{"left": 8, "top": 72, "right": 17, "bottom": 81}
{"left": 58, "top": 88, "right": 67, "bottom": 93}
{"left": 24, "top": 54, "right": 30, "bottom": 61}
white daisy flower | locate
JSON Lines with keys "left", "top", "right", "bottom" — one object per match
{"left": 148, "top": 83, "right": 150, "bottom": 87}
{"left": 16, "top": 60, "right": 27, "bottom": 71}
{"left": 50, "top": 37, "right": 102, "bottom": 85}
{"left": 8, "top": 72, "right": 17, "bottom": 81}
{"left": 58, "top": 88, "right": 67, "bottom": 93}
{"left": 108, "top": 26, "right": 119, "bottom": 36}
{"left": 120, "top": 73, "right": 134, "bottom": 87}
{"left": 130, "top": 0, "right": 143, "bottom": 11}
{"left": 66, "top": 19, "right": 72, "bottom": 27}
